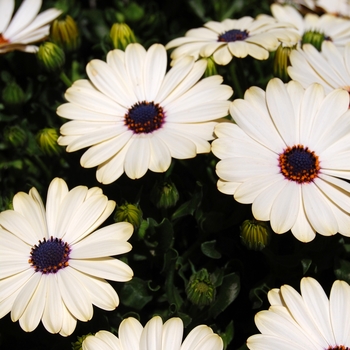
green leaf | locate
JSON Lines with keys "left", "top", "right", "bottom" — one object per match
{"left": 201, "top": 240, "right": 222, "bottom": 259}
{"left": 209, "top": 273, "right": 240, "bottom": 318}
{"left": 119, "top": 277, "right": 153, "bottom": 310}
{"left": 220, "top": 320, "right": 234, "bottom": 350}
{"left": 334, "top": 258, "right": 350, "bottom": 284}
{"left": 171, "top": 182, "right": 203, "bottom": 221}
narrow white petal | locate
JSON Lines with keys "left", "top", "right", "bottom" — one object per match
{"left": 57, "top": 267, "right": 93, "bottom": 321}
{"left": 59, "top": 303, "right": 77, "bottom": 336}
{"left": 125, "top": 43, "right": 147, "bottom": 101}
{"left": 42, "top": 274, "right": 63, "bottom": 334}
{"left": 119, "top": 318, "right": 143, "bottom": 349}
{"left": 266, "top": 78, "right": 297, "bottom": 146}
{"left": 140, "top": 316, "right": 163, "bottom": 350}
{"left": 302, "top": 184, "right": 338, "bottom": 236}
{"left": 87, "top": 59, "right": 135, "bottom": 107}
{"left": 46, "top": 178, "right": 69, "bottom": 237}
{"left": 144, "top": 44, "right": 167, "bottom": 101}
{"left": 181, "top": 325, "right": 215, "bottom": 349}
{"left": 148, "top": 135, "right": 172, "bottom": 172}
{"left": 0, "top": 0, "right": 14, "bottom": 34}
{"left": 4, "top": 0, "right": 41, "bottom": 39}
{"left": 18, "top": 273, "right": 47, "bottom": 332}
{"left": 11, "top": 272, "right": 41, "bottom": 321}
{"left": 330, "top": 280, "right": 350, "bottom": 346}
{"left": 247, "top": 334, "right": 311, "bottom": 350}
{"left": 162, "top": 318, "right": 183, "bottom": 350}
{"left": 252, "top": 178, "right": 287, "bottom": 222}
{"left": 69, "top": 257, "right": 133, "bottom": 282}
{"left": 300, "top": 277, "right": 335, "bottom": 345}
{"left": 124, "top": 135, "right": 151, "bottom": 179}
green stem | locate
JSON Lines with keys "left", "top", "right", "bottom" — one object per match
{"left": 60, "top": 71, "right": 72, "bottom": 87}
{"left": 229, "top": 58, "right": 243, "bottom": 99}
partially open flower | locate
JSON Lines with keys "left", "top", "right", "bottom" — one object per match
{"left": 0, "top": 0, "right": 61, "bottom": 54}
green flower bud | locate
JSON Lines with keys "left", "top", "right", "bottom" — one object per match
{"left": 115, "top": 202, "right": 143, "bottom": 229}
{"left": 37, "top": 42, "right": 65, "bottom": 72}
{"left": 4, "top": 125, "right": 27, "bottom": 147}
{"left": 150, "top": 179, "right": 179, "bottom": 209}
{"left": 186, "top": 268, "right": 216, "bottom": 306}
{"left": 273, "top": 42, "right": 296, "bottom": 82}
{"left": 204, "top": 56, "right": 218, "bottom": 78}
{"left": 50, "top": 15, "right": 80, "bottom": 52}
{"left": 302, "top": 30, "right": 327, "bottom": 51}
{"left": 71, "top": 334, "right": 92, "bottom": 350}
{"left": 1, "top": 81, "right": 25, "bottom": 106}
{"left": 36, "top": 128, "right": 61, "bottom": 156}
{"left": 110, "top": 23, "right": 137, "bottom": 50}
{"left": 240, "top": 219, "right": 270, "bottom": 251}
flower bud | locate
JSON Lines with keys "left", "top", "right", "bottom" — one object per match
{"left": 37, "top": 42, "right": 65, "bottom": 72}
{"left": 36, "top": 128, "right": 61, "bottom": 156}
{"left": 204, "top": 56, "right": 218, "bottom": 77}
{"left": 50, "top": 15, "right": 80, "bottom": 52}
{"left": 273, "top": 42, "right": 296, "bottom": 82}
{"left": 1, "top": 81, "right": 25, "bottom": 106}
{"left": 186, "top": 269, "right": 216, "bottom": 306}
{"left": 150, "top": 179, "right": 179, "bottom": 209}
{"left": 4, "top": 125, "right": 27, "bottom": 147}
{"left": 240, "top": 219, "right": 270, "bottom": 251}
{"left": 114, "top": 202, "right": 143, "bottom": 229}
{"left": 302, "top": 30, "right": 326, "bottom": 51}
{"left": 110, "top": 23, "right": 137, "bottom": 50}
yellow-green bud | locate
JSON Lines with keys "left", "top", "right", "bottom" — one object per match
{"left": 240, "top": 219, "right": 270, "bottom": 251}
{"left": 4, "top": 125, "right": 27, "bottom": 147}
{"left": 204, "top": 56, "right": 218, "bottom": 78}
{"left": 37, "top": 42, "right": 65, "bottom": 72}
{"left": 150, "top": 179, "right": 179, "bottom": 209}
{"left": 50, "top": 15, "right": 80, "bottom": 52}
{"left": 114, "top": 202, "right": 143, "bottom": 229}
{"left": 110, "top": 23, "right": 137, "bottom": 50}
{"left": 71, "top": 334, "right": 92, "bottom": 350}
{"left": 273, "top": 42, "right": 296, "bottom": 82}
{"left": 186, "top": 269, "right": 216, "bottom": 306}
{"left": 302, "top": 30, "right": 326, "bottom": 51}
{"left": 1, "top": 81, "right": 25, "bottom": 106}
{"left": 36, "top": 128, "right": 61, "bottom": 156}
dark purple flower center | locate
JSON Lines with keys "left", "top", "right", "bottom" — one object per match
{"left": 125, "top": 101, "right": 165, "bottom": 134}
{"left": 278, "top": 145, "right": 320, "bottom": 183}
{"left": 29, "top": 237, "right": 70, "bottom": 274}
{"left": 218, "top": 29, "right": 249, "bottom": 42}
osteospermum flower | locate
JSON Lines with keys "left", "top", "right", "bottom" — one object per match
{"left": 82, "top": 316, "right": 223, "bottom": 350}
{"left": 271, "top": 3, "right": 350, "bottom": 50}
{"left": 211, "top": 78, "right": 350, "bottom": 242}
{"left": 288, "top": 41, "right": 350, "bottom": 96}
{"left": 0, "top": 0, "right": 61, "bottom": 54}
{"left": 0, "top": 178, "right": 134, "bottom": 336}
{"left": 57, "top": 43, "right": 232, "bottom": 183}
{"left": 247, "top": 277, "right": 350, "bottom": 349}
{"left": 165, "top": 16, "right": 299, "bottom": 65}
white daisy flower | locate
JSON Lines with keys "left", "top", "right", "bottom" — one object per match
{"left": 0, "top": 0, "right": 61, "bottom": 54}
{"left": 82, "top": 316, "right": 223, "bottom": 350}
{"left": 211, "top": 78, "right": 350, "bottom": 242}
{"left": 0, "top": 178, "right": 134, "bottom": 336}
{"left": 247, "top": 277, "right": 350, "bottom": 350}
{"left": 271, "top": 3, "right": 350, "bottom": 49}
{"left": 165, "top": 16, "right": 299, "bottom": 65}
{"left": 57, "top": 43, "right": 232, "bottom": 184}
{"left": 317, "top": 0, "right": 350, "bottom": 18}
{"left": 288, "top": 41, "right": 350, "bottom": 96}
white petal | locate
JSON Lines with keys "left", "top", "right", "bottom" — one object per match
{"left": 69, "top": 257, "right": 133, "bottom": 282}
{"left": 57, "top": 267, "right": 93, "bottom": 321}
{"left": 140, "top": 316, "right": 163, "bottom": 350}
{"left": 162, "top": 318, "right": 183, "bottom": 350}
{"left": 119, "top": 317, "right": 143, "bottom": 349}
{"left": 0, "top": 0, "right": 14, "bottom": 34}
